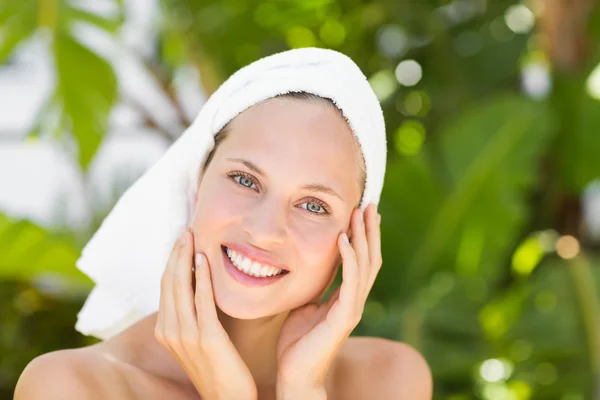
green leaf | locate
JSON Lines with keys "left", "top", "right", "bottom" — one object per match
{"left": 500, "top": 258, "right": 599, "bottom": 397}
{"left": 0, "top": 213, "right": 90, "bottom": 285}
{"left": 63, "top": 6, "right": 123, "bottom": 34}
{"left": 0, "top": 0, "right": 37, "bottom": 63}
{"left": 405, "top": 95, "right": 555, "bottom": 291}
{"left": 53, "top": 30, "right": 118, "bottom": 170}
{"left": 556, "top": 94, "right": 600, "bottom": 191}
{"left": 374, "top": 152, "right": 443, "bottom": 302}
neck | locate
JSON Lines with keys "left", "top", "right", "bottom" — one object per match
{"left": 217, "top": 307, "right": 289, "bottom": 390}
{"left": 132, "top": 310, "right": 288, "bottom": 394}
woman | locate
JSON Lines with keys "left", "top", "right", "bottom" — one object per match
{"left": 15, "top": 48, "right": 432, "bottom": 399}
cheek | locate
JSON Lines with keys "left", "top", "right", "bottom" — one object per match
{"left": 191, "top": 180, "right": 239, "bottom": 245}
{"left": 293, "top": 222, "right": 340, "bottom": 274}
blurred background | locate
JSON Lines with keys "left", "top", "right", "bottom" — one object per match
{"left": 2, "top": 0, "right": 600, "bottom": 398}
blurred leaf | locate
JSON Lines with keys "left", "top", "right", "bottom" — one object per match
{"left": 63, "top": 6, "right": 124, "bottom": 34}
{"left": 0, "top": 214, "right": 89, "bottom": 284}
{"left": 406, "top": 95, "right": 555, "bottom": 290}
{"left": 556, "top": 94, "right": 600, "bottom": 191}
{"left": 53, "top": 30, "right": 118, "bottom": 169}
{"left": 0, "top": 0, "right": 37, "bottom": 63}
{"left": 375, "top": 152, "right": 443, "bottom": 302}
{"left": 500, "top": 258, "right": 599, "bottom": 397}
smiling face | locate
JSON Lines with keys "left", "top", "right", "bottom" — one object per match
{"left": 189, "top": 95, "right": 365, "bottom": 319}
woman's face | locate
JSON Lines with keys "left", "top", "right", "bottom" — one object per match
{"left": 190, "top": 97, "right": 363, "bottom": 319}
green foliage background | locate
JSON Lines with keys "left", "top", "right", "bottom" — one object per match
{"left": 2, "top": 0, "right": 600, "bottom": 398}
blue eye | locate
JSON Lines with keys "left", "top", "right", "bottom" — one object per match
{"left": 300, "top": 202, "right": 325, "bottom": 214}
{"left": 237, "top": 176, "right": 254, "bottom": 188}
{"left": 226, "top": 171, "right": 332, "bottom": 215}
{"left": 227, "top": 171, "right": 259, "bottom": 191}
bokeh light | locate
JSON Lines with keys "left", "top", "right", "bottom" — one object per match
{"left": 480, "top": 358, "right": 514, "bottom": 383}
{"left": 512, "top": 230, "right": 557, "bottom": 276}
{"left": 376, "top": 24, "right": 408, "bottom": 58}
{"left": 394, "top": 120, "right": 426, "bottom": 155}
{"left": 368, "top": 69, "right": 397, "bottom": 102}
{"left": 395, "top": 59, "right": 422, "bottom": 87}
{"left": 535, "top": 362, "right": 558, "bottom": 386}
{"left": 521, "top": 61, "right": 552, "bottom": 99}
{"left": 489, "top": 17, "right": 515, "bottom": 42}
{"left": 555, "top": 235, "right": 580, "bottom": 259}
{"left": 582, "top": 179, "right": 600, "bottom": 240}
{"left": 504, "top": 5, "right": 535, "bottom": 34}
{"left": 585, "top": 62, "right": 600, "bottom": 100}
{"left": 319, "top": 19, "right": 346, "bottom": 47}
{"left": 285, "top": 26, "right": 317, "bottom": 48}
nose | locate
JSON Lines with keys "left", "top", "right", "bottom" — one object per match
{"left": 243, "top": 194, "right": 287, "bottom": 246}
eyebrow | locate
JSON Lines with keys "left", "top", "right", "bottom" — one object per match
{"left": 226, "top": 158, "right": 345, "bottom": 201}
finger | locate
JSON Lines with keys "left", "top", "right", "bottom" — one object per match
{"left": 172, "top": 228, "right": 198, "bottom": 334}
{"left": 351, "top": 207, "right": 370, "bottom": 299}
{"left": 158, "top": 230, "right": 185, "bottom": 340}
{"left": 194, "top": 253, "right": 220, "bottom": 332}
{"left": 325, "top": 286, "right": 341, "bottom": 309}
{"left": 365, "top": 205, "right": 383, "bottom": 295}
{"left": 336, "top": 232, "right": 360, "bottom": 327}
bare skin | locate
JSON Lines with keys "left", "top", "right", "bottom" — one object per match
{"left": 15, "top": 98, "right": 433, "bottom": 399}
{"left": 15, "top": 313, "right": 432, "bottom": 399}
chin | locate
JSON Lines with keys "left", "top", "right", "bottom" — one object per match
{"left": 213, "top": 289, "right": 286, "bottom": 319}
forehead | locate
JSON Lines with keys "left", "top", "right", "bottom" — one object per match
{"left": 217, "top": 97, "right": 363, "bottom": 198}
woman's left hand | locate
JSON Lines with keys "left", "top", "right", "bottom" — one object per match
{"left": 275, "top": 203, "right": 382, "bottom": 400}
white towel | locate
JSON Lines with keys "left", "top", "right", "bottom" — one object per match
{"left": 74, "top": 47, "right": 387, "bottom": 340}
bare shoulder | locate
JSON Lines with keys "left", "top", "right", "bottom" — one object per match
{"left": 333, "top": 336, "right": 433, "bottom": 400}
{"left": 14, "top": 347, "right": 129, "bottom": 400}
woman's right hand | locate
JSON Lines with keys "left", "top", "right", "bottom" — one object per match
{"left": 154, "top": 227, "right": 257, "bottom": 400}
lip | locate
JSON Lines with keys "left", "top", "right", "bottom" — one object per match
{"left": 222, "top": 242, "right": 290, "bottom": 271}
{"left": 221, "top": 246, "right": 288, "bottom": 287}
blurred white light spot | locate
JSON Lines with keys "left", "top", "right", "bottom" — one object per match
{"left": 521, "top": 62, "right": 551, "bottom": 99}
{"left": 376, "top": 25, "right": 408, "bottom": 58}
{"left": 436, "top": 0, "right": 484, "bottom": 26}
{"left": 586, "top": 62, "right": 600, "bottom": 100}
{"left": 395, "top": 60, "right": 422, "bottom": 87}
{"left": 504, "top": 5, "right": 535, "bottom": 34}
{"left": 582, "top": 179, "right": 600, "bottom": 241}
{"left": 480, "top": 358, "right": 512, "bottom": 383}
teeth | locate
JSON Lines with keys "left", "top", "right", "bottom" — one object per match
{"left": 241, "top": 257, "right": 252, "bottom": 273}
{"left": 225, "top": 247, "right": 283, "bottom": 278}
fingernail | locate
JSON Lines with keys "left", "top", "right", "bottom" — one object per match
{"left": 181, "top": 230, "right": 189, "bottom": 244}
{"left": 195, "top": 253, "right": 203, "bottom": 268}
